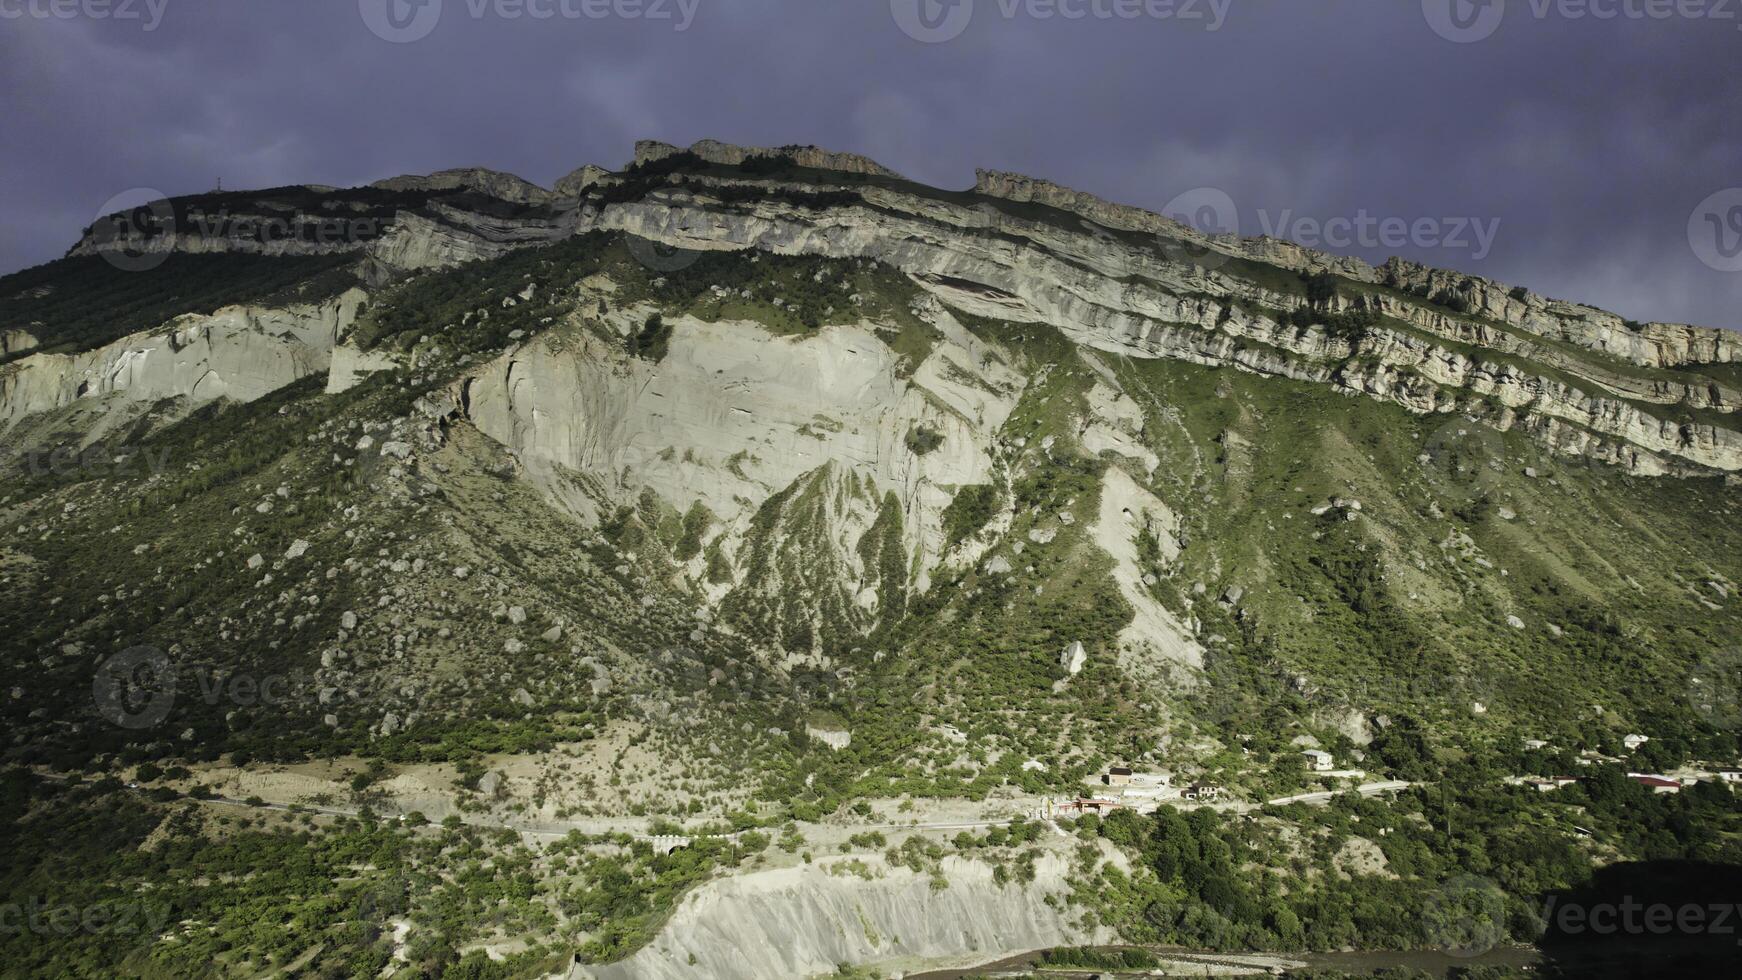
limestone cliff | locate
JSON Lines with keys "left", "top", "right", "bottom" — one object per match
{"left": 571, "top": 851, "right": 1105, "bottom": 980}
{"left": 0, "top": 288, "right": 364, "bottom": 430}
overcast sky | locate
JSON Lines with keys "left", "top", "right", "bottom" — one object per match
{"left": 2, "top": 0, "right": 1738, "bottom": 328}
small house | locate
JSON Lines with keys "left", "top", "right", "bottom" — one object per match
{"left": 1105, "top": 766, "right": 1134, "bottom": 787}
{"left": 1623, "top": 734, "right": 1651, "bottom": 751}
{"left": 1302, "top": 750, "right": 1334, "bottom": 772}
{"left": 1719, "top": 770, "right": 1742, "bottom": 785}
{"left": 1184, "top": 783, "right": 1221, "bottom": 801}
{"left": 1627, "top": 773, "right": 1680, "bottom": 794}
{"left": 1522, "top": 739, "right": 1550, "bottom": 751}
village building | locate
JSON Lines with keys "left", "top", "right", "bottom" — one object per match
{"left": 1302, "top": 749, "right": 1334, "bottom": 772}
{"left": 1623, "top": 734, "right": 1651, "bottom": 751}
{"left": 1059, "top": 797, "right": 1123, "bottom": 814}
{"left": 1627, "top": 773, "right": 1681, "bottom": 794}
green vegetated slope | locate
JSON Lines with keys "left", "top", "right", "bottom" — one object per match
{"left": 3, "top": 212, "right": 1741, "bottom": 979}
{"left": 0, "top": 252, "right": 360, "bottom": 356}
{"left": 1110, "top": 351, "right": 1741, "bottom": 737}
{"left": 6, "top": 231, "right": 1737, "bottom": 787}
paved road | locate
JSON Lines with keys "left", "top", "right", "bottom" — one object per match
{"left": 37, "top": 770, "right": 1411, "bottom": 844}
{"left": 1265, "top": 780, "right": 1413, "bottom": 806}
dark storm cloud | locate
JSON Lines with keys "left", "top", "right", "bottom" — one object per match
{"left": 2, "top": 0, "right": 1738, "bottom": 327}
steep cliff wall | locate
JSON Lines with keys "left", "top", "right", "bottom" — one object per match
{"left": 0, "top": 288, "right": 364, "bottom": 430}
{"left": 572, "top": 852, "right": 1104, "bottom": 980}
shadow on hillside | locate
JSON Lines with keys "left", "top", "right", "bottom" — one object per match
{"left": 1534, "top": 860, "right": 1742, "bottom": 979}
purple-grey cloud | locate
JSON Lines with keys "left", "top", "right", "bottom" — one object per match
{"left": 2, "top": 0, "right": 1737, "bottom": 328}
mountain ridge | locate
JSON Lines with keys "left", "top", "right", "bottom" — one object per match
{"left": 32, "top": 139, "right": 1742, "bottom": 483}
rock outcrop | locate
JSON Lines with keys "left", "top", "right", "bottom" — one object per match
{"left": 570, "top": 152, "right": 1740, "bottom": 476}
{"left": 571, "top": 851, "right": 1104, "bottom": 980}
{"left": 459, "top": 315, "right": 1014, "bottom": 593}
{"left": 32, "top": 139, "right": 1742, "bottom": 479}
{"left": 632, "top": 138, "right": 904, "bottom": 178}
{"left": 0, "top": 288, "right": 365, "bottom": 430}
{"left": 369, "top": 167, "right": 554, "bottom": 205}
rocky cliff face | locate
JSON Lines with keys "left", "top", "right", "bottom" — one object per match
{"left": 572, "top": 851, "right": 1105, "bottom": 980}
{"left": 583, "top": 181, "right": 1734, "bottom": 476}
{"left": 559, "top": 142, "right": 1740, "bottom": 478}
{"left": 0, "top": 288, "right": 365, "bottom": 431}
{"left": 633, "top": 138, "right": 904, "bottom": 178}
{"left": 22, "top": 138, "right": 1742, "bottom": 482}
{"left": 369, "top": 167, "right": 555, "bottom": 205}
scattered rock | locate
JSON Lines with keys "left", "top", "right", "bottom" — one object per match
{"left": 1059, "top": 640, "right": 1087, "bottom": 676}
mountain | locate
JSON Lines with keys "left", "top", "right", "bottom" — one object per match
{"left": 3, "top": 141, "right": 1739, "bottom": 979}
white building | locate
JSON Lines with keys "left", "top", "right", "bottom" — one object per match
{"left": 1302, "top": 749, "right": 1334, "bottom": 772}
{"left": 1623, "top": 734, "right": 1651, "bottom": 751}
